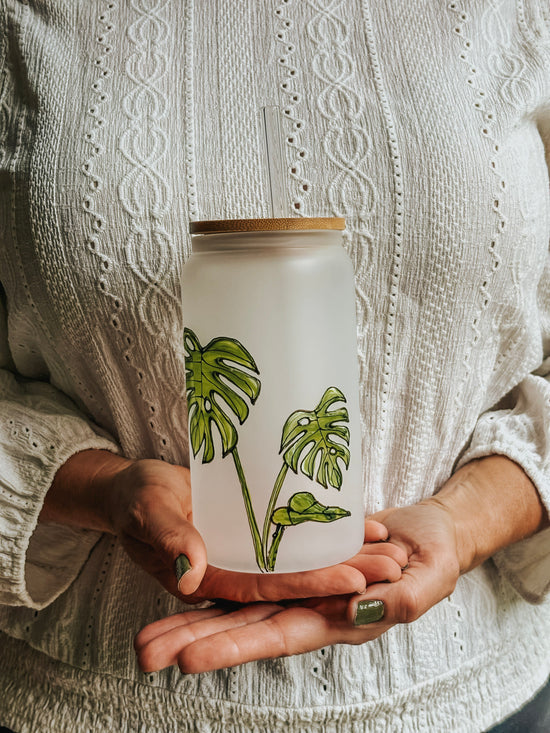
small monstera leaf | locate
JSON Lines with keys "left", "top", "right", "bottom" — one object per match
{"left": 271, "top": 491, "right": 350, "bottom": 526}
{"left": 280, "top": 386, "right": 350, "bottom": 489}
{"left": 184, "top": 328, "right": 261, "bottom": 463}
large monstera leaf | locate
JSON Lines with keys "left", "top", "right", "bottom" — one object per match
{"left": 184, "top": 328, "right": 261, "bottom": 463}
{"left": 280, "top": 386, "right": 350, "bottom": 489}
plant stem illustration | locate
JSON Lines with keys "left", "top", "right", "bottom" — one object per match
{"left": 184, "top": 328, "right": 352, "bottom": 572}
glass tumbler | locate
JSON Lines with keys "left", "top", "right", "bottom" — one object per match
{"left": 182, "top": 217, "right": 364, "bottom": 573}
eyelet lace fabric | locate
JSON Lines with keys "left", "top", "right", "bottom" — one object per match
{"left": 0, "top": 1, "right": 549, "bottom": 731}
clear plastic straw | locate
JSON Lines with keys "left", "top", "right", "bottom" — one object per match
{"left": 261, "top": 106, "right": 286, "bottom": 218}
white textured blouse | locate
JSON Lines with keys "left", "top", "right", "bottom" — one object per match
{"left": 1, "top": 1, "right": 550, "bottom": 731}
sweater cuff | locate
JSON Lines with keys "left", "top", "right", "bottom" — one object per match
{"left": 0, "top": 436, "right": 119, "bottom": 610}
{"left": 456, "top": 441, "right": 550, "bottom": 604}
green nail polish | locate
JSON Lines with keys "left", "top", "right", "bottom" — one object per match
{"left": 175, "top": 554, "right": 192, "bottom": 584}
{"left": 354, "top": 599, "right": 385, "bottom": 626}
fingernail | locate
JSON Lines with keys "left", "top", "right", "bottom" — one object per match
{"left": 175, "top": 554, "right": 192, "bottom": 587}
{"left": 354, "top": 599, "right": 385, "bottom": 626}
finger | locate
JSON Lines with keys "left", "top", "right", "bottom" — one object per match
{"left": 344, "top": 553, "right": 403, "bottom": 584}
{"left": 175, "top": 600, "right": 392, "bottom": 673}
{"left": 121, "top": 525, "right": 207, "bottom": 599}
{"left": 363, "top": 519, "right": 389, "bottom": 542}
{"left": 357, "top": 541, "right": 409, "bottom": 569}
{"left": 177, "top": 606, "right": 339, "bottom": 673}
{"left": 346, "top": 578, "right": 416, "bottom": 629}
{"left": 188, "top": 562, "right": 368, "bottom": 604}
{"left": 134, "top": 608, "right": 225, "bottom": 652}
{"left": 138, "top": 604, "right": 283, "bottom": 673}
{"left": 348, "top": 556, "right": 458, "bottom": 628}
{"left": 147, "top": 517, "right": 208, "bottom": 596}
{"left": 141, "top": 592, "right": 395, "bottom": 674}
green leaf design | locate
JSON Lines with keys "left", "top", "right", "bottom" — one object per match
{"left": 271, "top": 491, "right": 350, "bottom": 526}
{"left": 184, "top": 328, "right": 261, "bottom": 463}
{"left": 279, "top": 386, "right": 350, "bottom": 488}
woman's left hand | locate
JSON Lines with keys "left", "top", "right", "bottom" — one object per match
{"left": 134, "top": 456, "right": 548, "bottom": 674}
{"left": 134, "top": 500, "right": 458, "bottom": 673}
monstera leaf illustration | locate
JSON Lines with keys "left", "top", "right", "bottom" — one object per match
{"left": 272, "top": 492, "right": 350, "bottom": 526}
{"left": 279, "top": 386, "right": 350, "bottom": 489}
{"left": 184, "top": 328, "right": 261, "bottom": 463}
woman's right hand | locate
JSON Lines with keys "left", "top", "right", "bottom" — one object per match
{"left": 41, "top": 449, "right": 208, "bottom": 597}
{"left": 41, "top": 449, "right": 407, "bottom": 603}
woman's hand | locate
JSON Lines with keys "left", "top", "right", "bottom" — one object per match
{"left": 185, "top": 518, "right": 407, "bottom": 604}
{"left": 42, "top": 449, "right": 406, "bottom": 601}
{"left": 134, "top": 499, "right": 454, "bottom": 672}
{"left": 134, "top": 455, "right": 549, "bottom": 674}
{"left": 41, "top": 450, "right": 208, "bottom": 596}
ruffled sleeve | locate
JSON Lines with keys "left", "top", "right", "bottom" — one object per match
{"left": 456, "top": 103, "right": 550, "bottom": 604}
{"left": 0, "top": 291, "right": 120, "bottom": 610}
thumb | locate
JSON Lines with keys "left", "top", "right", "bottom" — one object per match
{"left": 347, "top": 555, "right": 458, "bottom": 628}
{"left": 148, "top": 516, "right": 208, "bottom": 597}
{"left": 120, "top": 510, "right": 208, "bottom": 599}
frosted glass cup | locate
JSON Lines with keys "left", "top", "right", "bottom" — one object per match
{"left": 182, "top": 217, "right": 364, "bottom": 573}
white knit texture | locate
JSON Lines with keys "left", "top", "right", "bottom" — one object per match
{"left": 0, "top": 0, "right": 549, "bottom": 731}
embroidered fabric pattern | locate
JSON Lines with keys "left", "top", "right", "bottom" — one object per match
{"left": 481, "top": 0, "right": 541, "bottom": 391}
{"left": 484, "top": 0, "right": 534, "bottom": 107}
{"left": 450, "top": 0, "right": 543, "bottom": 423}
{"left": 308, "top": 0, "right": 376, "bottom": 247}
{"left": 82, "top": 0, "right": 120, "bottom": 337}
{"left": 216, "top": 4, "right": 264, "bottom": 217}
{"left": 448, "top": 2, "right": 502, "bottom": 416}
{"left": 120, "top": 0, "right": 178, "bottom": 342}
{"left": 5, "top": 3, "right": 91, "bottom": 401}
{"left": 118, "top": 0, "right": 179, "bottom": 456}
{"left": 183, "top": 0, "right": 197, "bottom": 226}
{"left": 275, "top": 0, "right": 311, "bottom": 215}
{"left": 359, "top": 0, "right": 401, "bottom": 463}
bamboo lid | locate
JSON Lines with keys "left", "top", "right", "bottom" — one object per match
{"left": 189, "top": 217, "right": 346, "bottom": 234}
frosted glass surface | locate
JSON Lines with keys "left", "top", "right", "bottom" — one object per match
{"left": 182, "top": 232, "right": 364, "bottom": 573}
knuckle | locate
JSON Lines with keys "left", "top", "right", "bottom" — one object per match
{"left": 254, "top": 576, "right": 278, "bottom": 603}
{"left": 124, "top": 504, "right": 149, "bottom": 535}
{"left": 231, "top": 575, "right": 269, "bottom": 604}
{"left": 152, "top": 525, "right": 183, "bottom": 552}
{"left": 263, "top": 615, "right": 290, "bottom": 657}
{"left": 397, "top": 586, "right": 422, "bottom": 624}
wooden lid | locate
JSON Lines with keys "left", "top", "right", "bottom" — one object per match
{"left": 189, "top": 217, "right": 346, "bottom": 234}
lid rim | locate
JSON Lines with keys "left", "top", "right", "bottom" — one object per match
{"left": 190, "top": 217, "right": 346, "bottom": 234}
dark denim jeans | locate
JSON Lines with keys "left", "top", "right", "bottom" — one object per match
{"left": 485, "top": 677, "right": 550, "bottom": 732}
